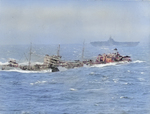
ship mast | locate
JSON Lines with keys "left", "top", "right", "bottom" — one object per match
{"left": 28, "top": 43, "right": 32, "bottom": 68}
{"left": 57, "top": 44, "right": 60, "bottom": 56}
{"left": 81, "top": 41, "right": 85, "bottom": 61}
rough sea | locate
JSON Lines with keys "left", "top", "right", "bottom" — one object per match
{"left": 0, "top": 42, "right": 150, "bottom": 114}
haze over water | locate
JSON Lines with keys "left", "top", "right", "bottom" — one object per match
{"left": 0, "top": 0, "right": 150, "bottom": 44}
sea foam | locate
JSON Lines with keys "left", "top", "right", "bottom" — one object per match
{"left": 1, "top": 69, "right": 52, "bottom": 73}
{"left": 132, "top": 60, "right": 145, "bottom": 63}
{"left": 91, "top": 62, "right": 118, "bottom": 68}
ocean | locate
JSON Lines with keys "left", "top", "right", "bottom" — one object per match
{"left": 0, "top": 42, "right": 150, "bottom": 114}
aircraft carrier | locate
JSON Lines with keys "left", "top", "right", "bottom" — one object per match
{"left": 90, "top": 37, "right": 139, "bottom": 47}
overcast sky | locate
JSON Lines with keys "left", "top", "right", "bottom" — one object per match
{"left": 0, "top": 0, "right": 150, "bottom": 45}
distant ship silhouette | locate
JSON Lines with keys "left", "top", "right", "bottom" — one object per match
{"left": 90, "top": 37, "right": 139, "bottom": 47}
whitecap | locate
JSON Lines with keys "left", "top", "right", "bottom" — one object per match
{"left": 120, "top": 96, "right": 130, "bottom": 99}
{"left": 30, "top": 80, "right": 47, "bottom": 85}
{"left": 141, "top": 72, "right": 144, "bottom": 74}
{"left": 70, "top": 88, "right": 76, "bottom": 91}
{"left": 113, "top": 79, "right": 119, "bottom": 83}
{"left": 95, "top": 104, "right": 99, "bottom": 106}
{"left": 90, "top": 72, "right": 94, "bottom": 75}
{"left": 132, "top": 60, "right": 145, "bottom": 63}
{"left": 120, "top": 96, "right": 124, "bottom": 99}
{"left": 73, "top": 51, "right": 77, "bottom": 53}
{"left": 91, "top": 62, "right": 118, "bottom": 68}
{"left": 138, "top": 78, "right": 145, "bottom": 81}
{"left": 30, "top": 83, "right": 34, "bottom": 85}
